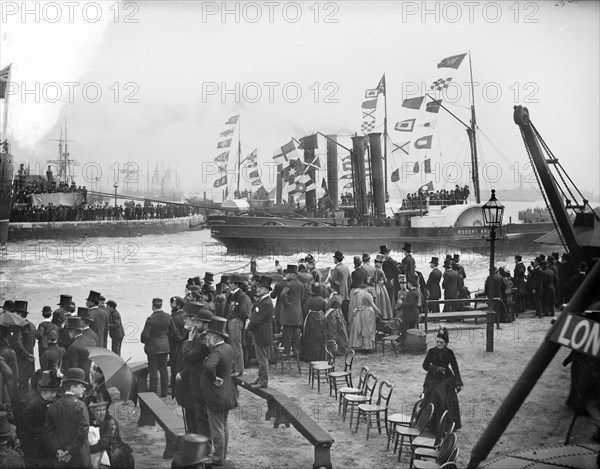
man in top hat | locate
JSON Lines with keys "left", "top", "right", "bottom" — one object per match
{"left": 61, "top": 317, "right": 95, "bottom": 381}
{"left": 279, "top": 265, "right": 304, "bottom": 357}
{"left": 76, "top": 308, "right": 99, "bottom": 345}
{"left": 200, "top": 317, "right": 237, "bottom": 467}
{"left": 105, "top": 300, "right": 125, "bottom": 356}
{"left": 528, "top": 258, "right": 544, "bottom": 318}
{"left": 54, "top": 294, "right": 74, "bottom": 317}
{"left": 214, "top": 281, "right": 229, "bottom": 319}
{"left": 177, "top": 302, "right": 214, "bottom": 437}
{"left": 247, "top": 276, "right": 274, "bottom": 389}
{"left": 541, "top": 260, "right": 557, "bottom": 317}
{"left": 225, "top": 273, "right": 252, "bottom": 377}
{"left": 398, "top": 275, "right": 421, "bottom": 341}
{"left": 547, "top": 255, "right": 561, "bottom": 307}
{"left": 141, "top": 298, "right": 181, "bottom": 397}
{"left": 37, "top": 306, "right": 54, "bottom": 359}
{"left": 380, "top": 245, "right": 401, "bottom": 309}
{"left": 12, "top": 300, "right": 37, "bottom": 391}
{"left": 401, "top": 243, "right": 416, "bottom": 279}
{"left": 442, "top": 259, "right": 460, "bottom": 313}
{"left": 22, "top": 370, "right": 60, "bottom": 468}
{"left": 42, "top": 368, "right": 92, "bottom": 468}
{"left": 40, "top": 328, "right": 65, "bottom": 374}
{"left": 0, "top": 411, "right": 24, "bottom": 469}
{"left": 327, "top": 251, "right": 351, "bottom": 321}
{"left": 452, "top": 254, "right": 466, "bottom": 279}
{"left": 426, "top": 257, "right": 442, "bottom": 313}
{"left": 169, "top": 296, "right": 187, "bottom": 392}
{"left": 86, "top": 291, "right": 109, "bottom": 348}
{"left": 513, "top": 255, "right": 526, "bottom": 315}
{"left": 203, "top": 272, "right": 215, "bottom": 286}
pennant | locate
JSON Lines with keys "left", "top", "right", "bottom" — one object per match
{"left": 420, "top": 181, "right": 434, "bottom": 192}
{"left": 225, "top": 114, "right": 239, "bottom": 125}
{"left": 361, "top": 98, "right": 378, "bottom": 109}
{"left": 377, "top": 75, "right": 386, "bottom": 95}
{"left": 0, "top": 64, "right": 11, "bottom": 100}
{"left": 391, "top": 169, "right": 400, "bottom": 183}
{"left": 214, "top": 151, "right": 229, "bottom": 162}
{"left": 219, "top": 128, "right": 234, "bottom": 137}
{"left": 217, "top": 139, "right": 232, "bottom": 149}
{"left": 401, "top": 96, "right": 424, "bottom": 110}
{"left": 414, "top": 162, "right": 420, "bottom": 173}
{"left": 392, "top": 141, "right": 410, "bottom": 156}
{"left": 431, "top": 77, "right": 453, "bottom": 91}
{"left": 424, "top": 158, "right": 432, "bottom": 174}
{"left": 437, "top": 53, "right": 467, "bottom": 70}
{"left": 298, "top": 134, "right": 318, "bottom": 150}
{"left": 414, "top": 135, "right": 433, "bottom": 150}
{"left": 394, "top": 119, "right": 416, "bottom": 132}
{"left": 213, "top": 175, "right": 227, "bottom": 188}
{"left": 321, "top": 178, "right": 328, "bottom": 191}
{"left": 426, "top": 101, "right": 442, "bottom": 113}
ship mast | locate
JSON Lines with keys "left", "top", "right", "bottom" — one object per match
{"left": 382, "top": 73, "right": 388, "bottom": 199}
{"left": 467, "top": 51, "right": 481, "bottom": 203}
{"left": 0, "top": 64, "right": 11, "bottom": 141}
{"left": 236, "top": 116, "right": 241, "bottom": 194}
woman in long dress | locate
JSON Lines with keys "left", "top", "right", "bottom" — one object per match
{"left": 373, "top": 255, "right": 393, "bottom": 319}
{"left": 300, "top": 284, "right": 328, "bottom": 362}
{"left": 324, "top": 283, "right": 349, "bottom": 355}
{"left": 348, "top": 285, "right": 381, "bottom": 352}
{"left": 422, "top": 327, "right": 463, "bottom": 430}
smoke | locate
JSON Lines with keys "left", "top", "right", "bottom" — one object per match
{"left": 1, "top": 2, "right": 114, "bottom": 152}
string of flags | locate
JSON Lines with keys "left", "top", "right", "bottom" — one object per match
{"left": 361, "top": 74, "right": 385, "bottom": 133}
{"left": 213, "top": 114, "right": 239, "bottom": 188}
{"left": 272, "top": 136, "right": 321, "bottom": 198}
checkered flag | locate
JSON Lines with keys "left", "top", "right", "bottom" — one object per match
{"left": 361, "top": 120, "right": 376, "bottom": 132}
{"left": 430, "top": 77, "right": 453, "bottom": 91}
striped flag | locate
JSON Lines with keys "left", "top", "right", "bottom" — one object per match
{"left": 225, "top": 114, "right": 239, "bottom": 125}
{"left": 219, "top": 128, "right": 234, "bottom": 137}
{"left": 217, "top": 139, "right": 232, "bottom": 149}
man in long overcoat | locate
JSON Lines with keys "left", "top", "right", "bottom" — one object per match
{"left": 85, "top": 291, "right": 109, "bottom": 348}
{"left": 279, "top": 265, "right": 304, "bottom": 357}
{"left": 529, "top": 259, "right": 544, "bottom": 318}
{"left": 426, "top": 257, "right": 442, "bottom": 313}
{"left": 225, "top": 273, "right": 252, "bottom": 377}
{"left": 61, "top": 317, "right": 95, "bottom": 381}
{"left": 541, "top": 260, "right": 557, "bottom": 317}
{"left": 381, "top": 245, "right": 400, "bottom": 308}
{"left": 327, "top": 251, "right": 351, "bottom": 321}
{"left": 513, "top": 255, "right": 527, "bottom": 315}
{"left": 248, "top": 276, "right": 274, "bottom": 389}
{"left": 442, "top": 260, "right": 459, "bottom": 312}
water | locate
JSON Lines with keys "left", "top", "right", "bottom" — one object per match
{"left": 0, "top": 227, "right": 542, "bottom": 362}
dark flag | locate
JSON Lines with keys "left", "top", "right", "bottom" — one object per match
{"left": 420, "top": 181, "right": 434, "bottom": 192}
{"left": 298, "top": 133, "right": 318, "bottom": 150}
{"left": 426, "top": 100, "right": 442, "bottom": 113}
{"left": 437, "top": 53, "right": 467, "bottom": 69}
{"left": 414, "top": 135, "right": 433, "bottom": 150}
{"left": 401, "top": 96, "right": 424, "bottom": 110}
{"left": 391, "top": 169, "right": 400, "bottom": 182}
{"left": 213, "top": 175, "right": 227, "bottom": 188}
{"left": 424, "top": 158, "right": 432, "bottom": 174}
{"left": 0, "top": 64, "right": 11, "bottom": 100}
{"left": 413, "top": 162, "right": 420, "bottom": 173}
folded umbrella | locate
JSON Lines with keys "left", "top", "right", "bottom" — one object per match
{"left": 0, "top": 311, "right": 28, "bottom": 328}
{"left": 85, "top": 346, "right": 137, "bottom": 403}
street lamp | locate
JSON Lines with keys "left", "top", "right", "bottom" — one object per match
{"left": 113, "top": 183, "right": 118, "bottom": 207}
{"left": 482, "top": 189, "right": 505, "bottom": 274}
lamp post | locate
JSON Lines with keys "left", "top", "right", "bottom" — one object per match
{"left": 482, "top": 189, "right": 504, "bottom": 352}
{"left": 113, "top": 182, "right": 118, "bottom": 207}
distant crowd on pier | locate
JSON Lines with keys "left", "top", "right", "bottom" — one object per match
{"left": 402, "top": 185, "right": 470, "bottom": 210}
{"left": 13, "top": 179, "right": 88, "bottom": 204}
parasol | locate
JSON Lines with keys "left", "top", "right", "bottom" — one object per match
{"left": 85, "top": 346, "right": 137, "bottom": 403}
{"left": 0, "top": 311, "right": 28, "bottom": 328}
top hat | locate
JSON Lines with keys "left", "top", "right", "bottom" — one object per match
{"left": 152, "top": 298, "right": 163, "bottom": 307}
{"left": 443, "top": 260, "right": 452, "bottom": 268}
{"left": 220, "top": 274, "right": 231, "bottom": 285}
{"left": 0, "top": 412, "right": 17, "bottom": 438}
{"left": 184, "top": 302, "right": 214, "bottom": 323}
{"left": 193, "top": 276, "right": 201, "bottom": 286}
{"left": 42, "top": 305, "right": 53, "bottom": 315}
{"left": 203, "top": 272, "right": 214, "bottom": 284}
{"left": 215, "top": 283, "right": 225, "bottom": 294}
{"left": 284, "top": 264, "right": 298, "bottom": 274}
{"left": 65, "top": 316, "right": 86, "bottom": 330}
{"left": 62, "top": 368, "right": 90, "bottom": 387}
{"left": 402, "top": 243, "right": 412, "bottom": 252}
{"left": 375, "top": 254, "right": 385, "bottom": 263}
{"left": 250, "top": 273, "right": 262, "bottom": 282}
{"left": 77, "top": 307, "right": 94, "bottom": 323}
{"left": 333, "top": 250, "right": 344, "bottom": 261}
{"left": 173, "top": 434, "right": 211, "bottom": 466}
{"left": 258, "top": 275, "right": 273, "bottom": 290}
{"left": 362, "top": 253, "right": 371, "bottom": 262}
{"left": 430, "top": 257, "right": 439, "bottom": 265}
{"left": 14, "top": 300, "right": 28, "bottom": 314}
{"left": 445, "top": 254, "right": 452, "bottom": 261}
{"left": 453, "top": 254, "right": 460, "bottom": 261}
{"left": 38, "top": 370, "right": 61, "bottom": 390}
{"left": 207, "top": 316, "right": 228, "bottom": 338}
{"left": 2, "top": 300, "right": 14, "bottom": 311}
{"left": 379, "top": 244, "right": 390, "bottom": 254}
{"left": 58, "top": 294, "right": 73, "bottom": 306}
{"left": 305, "top": 254, "right": 315, "bottom": 264}
{"left": 86, "top": 290, "right": 101, "bottom": 303}
{"left": 229, "top": 272, "right": 244, "bottom": 284}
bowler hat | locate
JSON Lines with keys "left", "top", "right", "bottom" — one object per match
{"left": 379, "top": 244, "right": 390, "bottom": 254}
{"left": 402, "top": 243, "right": 412, "bottom": 252}
{"left": 86, "top": 290, "right": 101, "bottom": 303}
{"left": 333, "top": 250, "right": 344, "bottom": 261}
{"left": 258, "top": 275, "right": 273, "bottom": 290}
{"left": 207, "top": 316, "right": 228, "bottom": 338}
{"left": 14, "top": 300, "right": 28, "bottom": 314}
{"left": 203, "top": 272, "right": 214, "bottom": 284}
{"left": 152, "top": 298, "right": 163, "bottom": 307}
{"left": 2, "top": 300, "right": 14, "bottom": 311}
{"left": 42, "top": 305, "right": 53, "bottom": 315}
{"left": 173, "top": 434, "right": 211, "bottom": 466}
{"left": 65, "top": 316, "right": 86, "bottom": 330}
{"left": 62, "top": 368, "right": 89, "bottom": 387}
{"left": 284, "top": 264, "right": 298, "bottom": 274}
{"left": 38, "top": 370, "right": 60, "bottom": 390}
{"left": 58, "top": 294, "right": 73, "bottom": 306}
{"left": 430, "top": 256, "right": 439, "bottom": 265}
{"left": 77, "top": 307, "right": 94, "bottom": 323}
{"left": 229, "top": 272, "right": 243, "bottom": 284}
{"left": 362, "top": 253, "right": 371, "bottom": 262}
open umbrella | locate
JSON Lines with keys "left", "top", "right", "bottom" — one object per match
{"left": 85, "top": 346, "right": 137, "bottom": 403}
{"left": 0, "top": 311, "right": 27, "bottom": 328}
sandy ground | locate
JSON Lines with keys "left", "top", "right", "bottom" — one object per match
{"left": 114, "top": 311, "right": 599, "bottom": 469}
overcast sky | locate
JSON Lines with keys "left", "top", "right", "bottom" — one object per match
{"left": 1, "top": 0, "right": 598, "bottom": 200}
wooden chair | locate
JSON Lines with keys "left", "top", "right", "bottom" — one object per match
{"left": 307, "top": 340, "right": 337, "bottom": 385}
{"left": 410, "top": 411, "right": 455, "bottom": 468}
{"left": 395, "top": 402, "right": 434, "bottom": 461}
{"left": 387, "top": 397, "right": 423, "bottom": 451}
{"left": 355, "top": 379, "right": 394, "bottom": 440}
{"left": 309, "top": 342, "right": 336, "bottom": 394}
{"left": 274, "top": 333, "right": 302, "bottom": 374}
{"left": 412, "top": 436, "right": 458, "bottom": 469}
{"left": 342, "top": 371, "right": 378, "bottom": 428}
{"left": 327, "top": 349, "right": 355, "bottom": 398}
{"left": 378, "top": 318, "right": 402, "bottom": 357}
{"left": 337, "top": 365, "right": 369, "bottom": 414}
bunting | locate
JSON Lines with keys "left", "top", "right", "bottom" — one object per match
{"left": 430, "top": 77, "right": 453, "bottom": 91}
{"left": 219, "top": 128, "right": 234, "bottom": 137}
{"left": 272, "top": 139, "right": 299, "bottom": 165}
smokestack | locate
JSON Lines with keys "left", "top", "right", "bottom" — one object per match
{"left": 368, "top": 133, "right": 385, "bottom": 218}
{"left": 351, "top": 135, "right": 368, "bottom": 222}
{"left": 326, "top": 135, "right": 338, "bottom": 209}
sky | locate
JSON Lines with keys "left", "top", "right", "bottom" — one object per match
{"left": 1, "top": 0, "right": 599, "bottom": 201}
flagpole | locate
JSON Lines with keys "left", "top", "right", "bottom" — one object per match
{"left": 468, "top": 51, "right": 481, "bottom": 203}
{"left": 236, "top": 116, "right": 241, "bottom": 195}
{"left": 1, "top": 64, "right": 11, "bottom": 141}
{"left": 383, "top": 73, "right": 388, "bottom": 201}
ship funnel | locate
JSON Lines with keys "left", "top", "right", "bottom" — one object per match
{"left": 351, "top": 135, "right": 368, "bottom": 222}
{"left": 368, "top": 133, "right": 385, "bottom": 218}
{"left": 326, "top": 135, "right": 338, "bottom": 209}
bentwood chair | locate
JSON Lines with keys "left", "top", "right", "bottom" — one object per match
{"left": 337, "top": 365, "right": 369, "bottom": 414}
{"left": 327, "top": 349, "right": 355, "bottom": 398}
{"left": 395, "top": 402, "right": 435, "bottom": 461}
{"left": 308, "top": 340, "right": 337, "bottom": 385}
{"left": 410, "top": 410, "right": 455, "bottom": 465}
{"left": 310, "top": 341, "right": 336, "bottom": 394}
{"left": 378, "top": 318, "right": 402, "bottom": 357}
{"left": 387, "top": 397, "right": 423, "bottom": 451}
{"left": 342, "top": 371, "right": 378, "bottom": 428}
{"left": 412, "top": 435, "right": 458, "bottom": 469}
{"left": 355, "top": 379, "right": 394, "bottom": 440}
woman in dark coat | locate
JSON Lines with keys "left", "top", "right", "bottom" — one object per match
{"left": 422, "top": 327, "right": 462, "bottom": 430}
{"left": 88, "top": 398, "right": 134, "bottom": 468}
{"left": 300, "top": 284, "right": 327, "bottom": 362}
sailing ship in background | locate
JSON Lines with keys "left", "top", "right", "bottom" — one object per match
{"left": 208, "top": 52, "right": 556, "bottom": 256}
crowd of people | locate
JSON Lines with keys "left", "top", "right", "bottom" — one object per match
{"left": 402, "top": 185, "right": 470, "bottom": 210}
{"left": 1, "top": 245, "right": 595, "bottom": 467}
